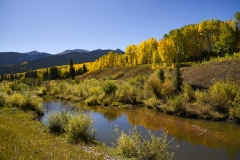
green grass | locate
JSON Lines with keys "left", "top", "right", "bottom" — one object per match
{"left": 0, "top": 107, "right": 135, "bottom": 160}
{"left": 0, "top": 107, "right": 105, "bottom": 160}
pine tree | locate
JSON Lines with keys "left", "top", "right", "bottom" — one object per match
{"left": 174, "top": 62, "right": 183, "bottom": 92}
{"left": 159, "top": 68, "right": 165, "bottom": 83}
{"left": 82, "top": 64, "right": 87, "bottom": 74}
{"left": 69, "top": 58, "right": 75, "bottom": 80}
{"left": 156, "top": 68, "right": 165, "bottom": 83}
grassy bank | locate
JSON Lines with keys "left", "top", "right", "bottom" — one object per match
{"left": 0, "top": 107, "right": 104, "bottom": 159}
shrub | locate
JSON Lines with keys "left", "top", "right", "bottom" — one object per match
{"left": 67, "top": 112, "right": 95, "bottom": 143}
{"left": 47, "top": 111, "right": 72, "bottom": 134}
{"left": 182, "top": 84, "right": 194, "bottom": 102}
{"left": 6, "top": 93, "right": 43, "bottom": 116}
{"left": 85, "top": 95, "right": 100, "bottom": 106}
{"left": 195, "top": 90, "right": 208, "bottom": 107}
{"left": 111, "top": 72, "right": 124, "bottom": 80}
{"left": 37, "top": 87, "right": 47, "bottom": 96}
{"left": 102, "top": 94, "right": 115, "bottom": 106}
{"left": 144, "top": 75, "right": 162, "bottom": 98}
{"left": 168, "top": 95, "right": 185, "bottom": 116}
{"left": 103, "top": 81, "right": 117, "bottom": 95}
{"left": 208, "top": 81, "right": 239, "bottom": 113}
{"left": 161, "top": 80, "right": 175, "bottom": 99}
{"left": 0, "top": 93, "right": 6, "bottom": 107}
{"left": 114, "top": 126, "right": 176, "bottom": 160}
{"left": 144, "top": 96, "right": 160, "bottom": 108}
{"left": 116, "top": 83, "right": 137, "bottom": 105}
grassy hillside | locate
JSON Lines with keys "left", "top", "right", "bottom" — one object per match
{"left": 83, "top": 59, "right": 240, "bottom": 88}
{"left": 83, "top": 64, "right": 153, "bottom": 80}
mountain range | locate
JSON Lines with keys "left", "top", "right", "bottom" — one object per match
{"left": 0, "top": 49, "right": 124, "bottom": 75}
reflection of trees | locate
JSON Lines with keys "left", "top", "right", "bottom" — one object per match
{"left": 125, "top": 107, "right": 240, "bottom": 159}
{"left": 69, "top": 100, "right": 240, "bottom": 159}
{"left": 103, "top": 111, "right": 118, "bottom": 122}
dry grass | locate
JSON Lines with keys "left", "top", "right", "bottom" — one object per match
{"left": 82, "top": 64, "right": 153, "bottom": 80}
{"left": 182, "top": 59, "right": 240, "bottom": 88}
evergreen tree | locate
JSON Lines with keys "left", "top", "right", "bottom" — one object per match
{"left": 174, "top": 62, "right": 183, "bottom": 92}
{"left": 10, "top": 74, "right": 14, "bottom": 82}
{"left": 159, "top": 68, "right": 165, "bottom": 83}
{"left": 82, "top": 64, "right": 87, "bottom": 74}
{"left": 34, "top": 70, "right": 38, "bottom": 79}
{"left": 69, "top": 58, "right": 75, "bottom": 79}
{"left": 155, "top": 68, "right": 165, "bottom": 83}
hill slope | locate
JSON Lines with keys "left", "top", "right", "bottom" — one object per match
{"left": 0, "top": 52, "right": 51, "bottom": 65}
{"left": 83, "top": 59, "right": 240, "bottom": 88}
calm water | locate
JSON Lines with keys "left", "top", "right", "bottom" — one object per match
{"left": 42, "top": 99, "right": 240, "bottom": 160}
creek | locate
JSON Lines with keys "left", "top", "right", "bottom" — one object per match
{"left": 42, "top": 99, "right": 240, "bottom": 160}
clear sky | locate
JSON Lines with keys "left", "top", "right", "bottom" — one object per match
{"left": 0, "top": 0, "right": 239, "bottom": 54}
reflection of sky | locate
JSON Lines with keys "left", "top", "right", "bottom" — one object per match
{"left": 41, "top": 99, "right": 240, "bottom": 160}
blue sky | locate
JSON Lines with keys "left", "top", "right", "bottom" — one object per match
{"left": 0, "top": 0, "right": 239, "bottom": 54}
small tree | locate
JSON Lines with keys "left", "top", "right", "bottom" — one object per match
{"left": 69, "top": 58, "right": 75, "bottom": 80}
{"left": 156, "top": 68, "right": 165, "bottom": 83}
{"left": 174, "top": 62, "right": 183, "bottom": 92}
{"left": 82, "top": 64, "right": 88, "bottom": 74}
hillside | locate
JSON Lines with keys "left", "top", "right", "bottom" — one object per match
{"left": 83, "top": 59, "right": 240, "bottom": 88}
{"left": 0, "top": 49, "right": 124, "bottom": 74}
{"left": 0, "top": 52, "right": 51, "bottom": 65}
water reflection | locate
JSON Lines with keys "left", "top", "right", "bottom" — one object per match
{"left": 42, "top": 99, "right": 240, "bottom": 160}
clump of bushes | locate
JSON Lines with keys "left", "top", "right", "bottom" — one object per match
{"left": 5, "top": 93, "right": 43, "bottom": 116}
{"left": 47, "top": 111, "right": 95, "bottom": 143}
{"left": 0, "top": 93, "right": 6, "bottom": 107}
{"left": 116, "top": 83, "right": 138, "bottom": 105}
{"left": 47, "top": 111, "right": 71, "bottom": 134}
{"left": 67, "top": 112, "right": 95, "bottom": 143}
{"left": 167, "top": 95, "right": 185, "bottom": 116}
{"left": 111, "top": 72, "right": 124, "bottom": 80}
{"left": 103, "top": 80, "right": 117, "bottom": 95}
{"left": 114, "top": 126, "right": 176, "bottom": 160}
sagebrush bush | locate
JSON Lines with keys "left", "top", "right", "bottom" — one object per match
{"left": 111, "top": 72, "right": 124, "bottom": 80}
{"left": 85, "top": 95, "right": 100, "bottom": 106}
{"left": 0, "top": 93, "right": 6, "bottom": 107}
{"left": 168, "top": 95, "right": 185, "bottom": 116}
{"left": 103, "top": 80, "right": 117, "bottom": 95}
{"left": 195, "top": 90, "right": 208, "bottom": 107}
{"left": 6, "top": 93, "right": 43, "bottom": 116}
{"left": 114, "top": 126, "right": 175, "bottom": 160}
{"left": 182, "top": 84, "right": 194, "bottom": 102}
{"left": 208, "top": 81, "right": 239, "bottom": 113}
{"left": 161, "top": 80, "right": 175, "bottom": 99}
{"left": 144, "top": 96, "right": 160, "bottom": 108}
{"left": 116, "top": 83, "right": 137, "bottom": 104}
{"left": 67, "top": 112, "right": 95, "bottom": 143}
{"left": 48, "top": 111, "right": 72, "bottom": 134}
{"left": 144, "top": 75, "right": 162, "bottom": 98}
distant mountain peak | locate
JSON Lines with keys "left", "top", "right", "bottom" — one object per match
{"left": 115, "top": 49, "right": 124, "bottom": 53}
{"left": 57, "top": 49, "right": 89, "bottom": 55}
{"left": 25, "top": 50, "right": 49, "bottom": 55}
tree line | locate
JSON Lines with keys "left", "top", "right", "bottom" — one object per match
{"left": 0, "top": 59, "right": 88, "bottom": 82}
{"left": 92, "top": 12, "right": 240, "bottom": 69}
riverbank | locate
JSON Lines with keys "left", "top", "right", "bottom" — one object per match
{"left": 0, "top": 106, "right": 117, "bottom": 160}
